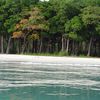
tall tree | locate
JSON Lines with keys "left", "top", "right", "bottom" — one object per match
{"left": 81, "top": 6, "right": 100, "bottom": 56}
{"left": 13, "top": 7, "right": 49, "bottom": 53}
{"left": 65, "top": 16, "right": 82, "bottom": 54}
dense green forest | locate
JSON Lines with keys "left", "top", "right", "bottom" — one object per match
{"left": 0, "top": 0, "right": 100, "bottom": 56}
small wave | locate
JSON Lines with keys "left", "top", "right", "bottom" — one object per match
{"left": 0, "top": 79, "right": 99, "bottom": 88}
{"left": 46, "top": 93, "right": 78, "bottom": 96}
{"left": 0, "top": 88, "right": 10, "bottom": 91}
{"left": 90, "top": 88, "right": 100, "bottom": 91}
{"left": 2, "top": 61, "right": 100, "bottom": 67}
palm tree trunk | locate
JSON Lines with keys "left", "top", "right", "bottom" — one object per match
{"left": 87, "top": 37, "right": 93, "bottom": 56}
{"left": 39, "top": 38, "right": 43, "bottom": 53}
{"left": 1, "top": 36, "right": 4, "bottom": 54}
{"left": 61, "top": 35, "right": 64, "bottom": 52}
{"left": 72, "top": 40, "right": 75, "bottom": 55}
{"left": 66, "top": 38, "right": 69, "bottom": 53}
{"left": 6, "top": 37, "right": 12, "bottom": 54}
{"left": 21, "top": 38, "right": 26, "bottom": 54}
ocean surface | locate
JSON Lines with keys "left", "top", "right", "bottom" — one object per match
{"left": 0, "top": 61, "right": 100, "bottom": 100}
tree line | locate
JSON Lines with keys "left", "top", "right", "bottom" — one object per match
{"left": 0, "top": 0, "right": 100, "bottom": 56}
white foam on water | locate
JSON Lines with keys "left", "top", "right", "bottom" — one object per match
{"left": 46, "top": 93, "right": 78, "bottom": 96}
{"left": 4, "top": 61, "right": 100, "bottom": 67}
{"left": 0, "top": 79, "right": 99, "bottom": 88}
{"left": 0, "top": 89, "right": 10, "bottom": 91}
{"left": 90, "top": 88, "right": 100, "bottom": 91}
{"left": 0, "top": 55, "right": 100, "bottom": 92}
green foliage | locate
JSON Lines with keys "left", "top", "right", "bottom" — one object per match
{"left": 4, "top": 15, "right": 21, "bottom": 33}
{"left": 96, "top": 24, "right": 100, "bottom": 35}
{"left": 50, "top": 0, "right": 100, "bottom": 6}
{"left": 65, "top": 16, "right": 83, "bottom": 41}
{"left": 81, "top": 6, "right": 100, "bottom": 37}
{"left": 0, "top": 0, "right": 100, "bottom": 56}
{"left": 65, "top": 16, "right": 82, "bottom": 32}
{"left": 81, "top": 6, "right": 100, "bottom": 26}
{"left": 58, "top": 51, "right": 69, "bottom": 56}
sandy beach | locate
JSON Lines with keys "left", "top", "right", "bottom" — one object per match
{"left": 0, "top": 54, "right": 100, "bottom": 65}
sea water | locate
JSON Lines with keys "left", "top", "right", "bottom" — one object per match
{"left": 0, "top": 61, "right": 100, "bottom": 100}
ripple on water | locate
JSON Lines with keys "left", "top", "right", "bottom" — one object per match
{"left": 0, "top": 62, "right": 100, "bottom": 92}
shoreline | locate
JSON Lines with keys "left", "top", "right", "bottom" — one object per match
{"left": 0, "top": 54, "right": 100, "bottom": 65}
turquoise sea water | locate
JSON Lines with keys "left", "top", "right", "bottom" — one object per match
{"left": 0, "top": 61, "right": 100, "bottom": 100}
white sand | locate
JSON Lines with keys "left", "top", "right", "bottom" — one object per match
{"left": 0, "top": 54, "right": 100, "bottom": 65}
